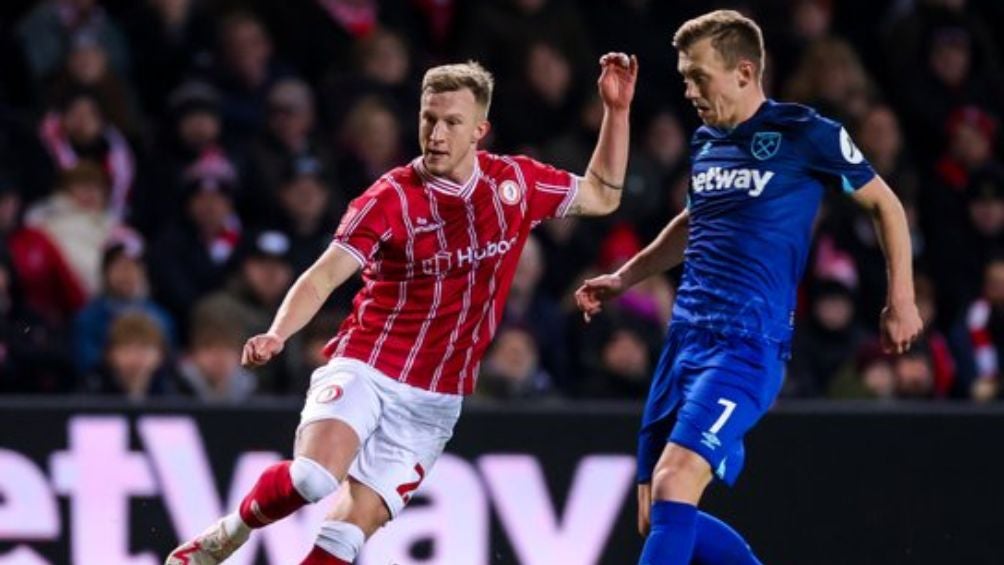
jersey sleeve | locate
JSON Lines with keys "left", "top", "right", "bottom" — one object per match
{"left": 514, "top": 155, "right": 581, "bottom": 222}
{"left": 804, "top": 114, "right": 876, "bottom": 193}
{"left": 332, "top": 184, "right": 394, "bottom": 267}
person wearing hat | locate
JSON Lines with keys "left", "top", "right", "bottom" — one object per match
{"left": 73, "top": 235, "right": 175, "bottom": 375}
{"left": 133, "top": 80, "right": 231, "bottom": 237}
{"left": 274, "top": 155, "right": 346, "bottom": 276}
{"left": 193, "top": 229, "right": 297, "bottom": 393}
{"left": 147, "top": 151, "right": 242, "bottom": 332}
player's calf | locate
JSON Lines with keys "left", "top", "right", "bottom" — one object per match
{"left": 239, "top": 456, "right": 339, "bottom": 527}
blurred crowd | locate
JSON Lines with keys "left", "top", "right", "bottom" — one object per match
{"left": 1, "top": 0, "right": 1003, "bottom": 403}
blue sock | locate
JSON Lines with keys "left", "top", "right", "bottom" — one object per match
{"left": 638, "top": 500, "right": 698, "bottom": 565}
{"left": 692, "top": 511, "right": 762, "bottom": 565}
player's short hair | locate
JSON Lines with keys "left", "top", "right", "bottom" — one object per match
{"left": 673, "top": 10, "right": 765, "bottom": 80}
{"left": 421, "top": 61, "right": 495, "bottom": 117}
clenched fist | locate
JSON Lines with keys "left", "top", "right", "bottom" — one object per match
{"left": 242, "top": 332, "right": 285, "bottom": 367}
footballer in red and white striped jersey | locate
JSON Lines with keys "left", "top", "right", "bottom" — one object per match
{"left": 323, "top": 151, "right": 577, "bottom": 395}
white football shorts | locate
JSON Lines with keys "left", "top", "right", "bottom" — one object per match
{"left": 297, "top": 357, "right": 462, "bottom": 517}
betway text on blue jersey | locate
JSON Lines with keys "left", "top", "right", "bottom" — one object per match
{"left": 673, "top": 99, "right": 876, "bottom": 346}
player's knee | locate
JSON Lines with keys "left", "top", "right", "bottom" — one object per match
{"left": 290, "top": 456, "right": 340, "bottom": 503}
{"left": 651, "top": 449, "right": 711, "bottom": 501}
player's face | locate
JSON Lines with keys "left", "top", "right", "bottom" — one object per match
{"left": 419, "top": 88, "right": 490, "bottom": 181}
{"left": 678, "top": 38, "right": 755, "bottom": 128}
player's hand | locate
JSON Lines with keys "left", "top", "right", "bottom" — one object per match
{"left": 597, "top": 52, "right": 638, "bottom": 111}
{"left": 575, "top": 273, "right": 625, "bottom": 322}
{"left": 879, "top": 301, "right": 923, "bottom": 355}
{"left": 242, "top": 332, "right": 285, "bottom": 367}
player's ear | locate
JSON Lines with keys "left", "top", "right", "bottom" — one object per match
{"left": 473, "top": 119, "right": 491, "bottom": 144}
{"left": 737, "top": 60, "right": 755, "bottom": 88}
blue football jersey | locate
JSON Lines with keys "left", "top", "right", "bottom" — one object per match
{"left": 672, "top": 99, "right": 876, "bottom": 344}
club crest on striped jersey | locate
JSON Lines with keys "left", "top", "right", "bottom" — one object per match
{"left": 498, "top": 180, "right": 521, "bottom": 205}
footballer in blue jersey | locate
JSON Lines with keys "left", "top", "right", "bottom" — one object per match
{"left": 575, "top": 10, "right": 923, "bottom": 565}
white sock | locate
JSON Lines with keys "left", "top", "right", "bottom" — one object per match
{"left": 222, "top": 512, "right": 250, "bottom": 537}
{"left": 316, "top": 520, "right": 366, "bottom": 562}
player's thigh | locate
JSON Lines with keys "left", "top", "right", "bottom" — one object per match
{"left": 349, "top": 377, "right": 462, "bottom": 519}
{"left": 325, "top": 477, "right": 392, "bottom": 538}
{"left": 295, "top": 420, "right": 361, "bottom": 481}
{"left": 295, "top": 359, "right": 383, "bottom": 479}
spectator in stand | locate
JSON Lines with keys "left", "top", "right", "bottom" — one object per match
{"left": 195, "top": 230, "right": 296, "bottom": 394}
{"left": 460, "top": 0, "right": 593, "bottom": 88}
{"left": 18, "top": 162, "right": 120, "bottom": 303}
{"left": 210, "top": 11, "right": 293, "bottom": 140}
{"left": 502, "top": 235, "right": 570, "bottom": 389}
{"left": 494, "top": 40, "right": 582, "bottom": 151}
{"left": 148, "top": 151, "right": 242, "bottom": 332}
{"left": 176, "top": 306, "right": 256, "bottom": 403}
{"left": 274, "top": 156, "right": 347, "bottom": 281}
{"left": 928, "top": 140, "right": 1004, "bottom": 323}
{"left": 829, "top": 340, "right": 895, "bottom": 400}
{"left": 961, "top": 255, "right": 1004, "bottom": 401}
{"left": 37, "top": 88, "right": 135, "bottom": 218}
{"left": 579, "top": 315, "right": 654, "bottom": 399}
{"left": 321, "top": 27, "right": 418, "bottom": 143}
{"left": 787, "top": 278, "right": 870, "bottom": 397}
{"left": 901, "top": 25, "right": 1002, "bottom": 159}
{"left": 73, "top": 236, "right": 174, "bottom": 375}
{"left": 0, "top": 253, "right": 76, "bottom": 394}
{"left": 242, "top": 78, "right": 336, "bottom": 226}
{"left": 334, "top": 96, "right": 404, "bottom": 196}
{"left": 768, "top": 0, "right": 834, "bottom": 82}
{"left": 133, "top": 80, "right": 236, "bottom": 236}
{"left": 85, "top": 310, "right": 173, "bottom": 401}
{"left": 15, "top": 0, "right": 130, "bottom": 88}
{"left": 47, "top": 30, "right": 142, "bottom": 136}
{"left": 122, "top": 0, "right": 215, "bottom": 116}
{"left": 783, "top": 37, "right": 878, "bottom": 124}
{"left": 477, "top": 325, "right": 554, "bottom": 400}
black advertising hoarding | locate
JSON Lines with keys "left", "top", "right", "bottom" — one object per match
{"left": 0, "top": 400, "right": 1002, "bottom": 564}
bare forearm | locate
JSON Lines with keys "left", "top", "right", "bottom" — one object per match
{"left": 615, "top": 211, "right": 689, "bottom": 288}
{"left": 579, "top": 107, "right": 630, "bottom": 214}
{"left": 587, "top": 107, "right": 630, "bottom": 185}
{"left": 267, "top": 247, "right": 358, "bottom": 340}
{"left": 870, "top": 198, "right": 914, "bottom": 306}
{"left": 267, "top": 271, "right": 334, "bottom": 340}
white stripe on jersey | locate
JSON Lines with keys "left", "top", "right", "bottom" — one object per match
{"left": 369, "top": 178, "right": 414, "bottom": 366}
{"left": 458, "top": 173, "right": 509, "bottom": 393}
{"left": 430, "top": 189, "right": 480, "bottom": 390}
{"left": 400, "top": 189, "right": 448, "bottom": 383}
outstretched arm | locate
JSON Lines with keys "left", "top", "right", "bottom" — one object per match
{"left": 575, "top": 209, "right": 690, "bottom": 321}
{"left": 242, "top": 244, "right": 361, "bottom": 366}
{"left": 567, "top": 52, "right": 638, "bottom": 217}
{"left": 851, "top": 176, "right": 923, "bottom": 353}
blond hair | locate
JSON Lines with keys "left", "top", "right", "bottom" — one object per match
{"left": 673, "top": 10, "right": 765, "bottom": 80}
{"left": 421, "top": 61, "right": 495, "bottom": 116}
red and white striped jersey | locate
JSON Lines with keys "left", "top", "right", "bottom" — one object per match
{"left": 323, "top": 151, "right": 578, "bottom": 395}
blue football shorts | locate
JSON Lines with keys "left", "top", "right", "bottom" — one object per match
{"left": 636, "top": 322, "right": 787, "bottom": 486}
